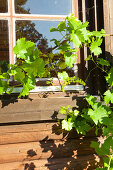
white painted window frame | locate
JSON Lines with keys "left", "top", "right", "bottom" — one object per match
{"left": 0, "top": 0, "right": 84, "bottom": 93}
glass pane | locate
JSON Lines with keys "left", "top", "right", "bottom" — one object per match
{"left": 15, "top": 0, "right": 72, "bottom": 15}
{"left": 0, "top": 0, "right": 8, "bottom": 13}
{"left": 16, "top": 20, "right": 74, "bottom": 77}
{"left": 0, "top": 20, "right": 9, "bottom": 73}
{"left": 16, "top": 20, "right": 62, "bottom": 52}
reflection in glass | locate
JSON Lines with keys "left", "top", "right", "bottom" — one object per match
{"left": 16, "top": 20, "right": 74, "bottom": 77}
{"left": 15, "top": 0, "right": 72, "bottom": 15}
{"left": 0, "top": 0, "right": 8, "bottom": 13}
{"left": 0, "top": 20, "right": 9, "bottom": 73}
{"left": 16, "top": 20, "right": 62, "bottom": 53}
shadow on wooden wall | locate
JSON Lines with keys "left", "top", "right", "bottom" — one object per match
{"left": 38, "top": 123, "right": 103, "bottom": 170}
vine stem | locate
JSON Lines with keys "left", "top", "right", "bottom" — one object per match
{"left": 85, "top": 66, "right": 97, "bottom": 82}
{"left": 91, "top": 57, "right": 108, "bottom": 74}
{"left": 108, "top": 155, "right": 112, "bottom": 170}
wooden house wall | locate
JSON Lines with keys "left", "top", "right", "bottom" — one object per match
{"left": 0, "top": 0, "right": 112, "bottom": 169}
{"left": 0, "top": 122, "right": 103, "bottom": 169}
{"left": 103, "top": 0, "right": 113, "bottom": 62}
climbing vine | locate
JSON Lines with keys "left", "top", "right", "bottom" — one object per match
{"left": 0, "top": 14, "right": 113, "bottom": 169}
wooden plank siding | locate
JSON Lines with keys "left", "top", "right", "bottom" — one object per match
{"left": 0, "top": 123, "right": 103, "bottom": 169}
{"left": 0, "top": 92, "right": 86, "bottom": 123}
{"left": 103, "top": 0, "right": 113, "bottom": 62}
{"left": 0, "top": 0, "right": 111, "bottom": 169}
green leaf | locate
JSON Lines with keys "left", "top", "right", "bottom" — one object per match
{"left": 91, "top": 141, "right": 102, "bottom": 155}
{"left": 106, "top": 68, "right": 113, "bottom": 86}
{"left": 74, "top": 119, "right": 91, "bottom": 135}
{"left": 6, "top": 87, "right": 14, "bottom": 94}
{"left": 64, "top": 53, "right": 77, "bottom": 68}
{"left": 33, "top": 48, "right": 40, "bottom": 59}
{"left": 14, "top": 68, "right": 25, "bottom": 83}
{"left": 13, "top": 38, "right": 35, "bottom": 60}
{"left": 90, "top": 38, "right": 102, "bottom": 55}
{"left": 0, "top": 79, "right": 9, "bottom": 94}
{"left": 92, "top": 29, "right": 105, "bottom": 37}
{"left": 57, "top": 21, "right": 66, "bottom": 32}
{"left": 71, "top": 30, "right": 81, "bottom": 48}
{"left": 104, "top": 90, "right": 113, "bottom": 104}
{"left": 60, "top": 106, "right": 67, "bottom": 114}
{"left": 86, "top": 95, "right": 97, "bottom": 106}
{"left": 66, "top": 15, "right": 82, "bottom": 30}
{"left": 62, "top": 119, "right": 73, "bottom": 131}
{"left": 58, "top": 71, "right": 69, "bottom": 81}
{"left": 59, "top": 43, "right": 71, "bottom": 51}
{"left": 74, "top": 78, "right": 86, "bottom": 86}
{"left": 50, "top": 27, "right": 58, "bottom": 32}
{"left": 88, "top": 104, "right": 109, "bottom": 125}
{"left": 56, "top": 61, "right": 67, "bottom": 69}
{"left": 23, "top": 57, "right": 45, "bottom": 78}
{"left": 50, "top": 39, "right": 60, "bottom": 46}
{"left": 18, "top": 77, "right": 36, "bottom": 97}
{"left": 97, "top": 58, "right": 110, "bottom": 66}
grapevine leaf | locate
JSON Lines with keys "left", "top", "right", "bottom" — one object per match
{"left": 64, "top": 53, "right": 77, "bottom": 68}
{"left": 50, "top": 39, "right": 60, "bottom": 46}
{"left": 18, "top": 77, "right": 36, "bottom": 97}
{"left": 66, "top": 15, "right": 82, "bottom": 30}
{"left": 50, "top": 27, "right": 58, "bottom": 32}
{"left": 58, "top": 71, "right": 69, "bottom": 81}
{"left": 33, "top": 48, "right": 40, "bottom": 59}
{"left": 59, "top": 43, "right": 71, "bottom": 51}
{"left": 74, "top": 119, "right": 91, "bottom": 135}
{"left": 106, "top": 68, "right": 113, "bottom": 86}
{"left": 90, "top": 141, "right": 102, "bottom": 156}
{"left": 62, "top": 119, "right": 73, "bottom": 131}
{"left": 14, "top": 68, "right": 25, "bottom": 83}
{"left": 97, "top": 58, "right": 110, "bottom": 66}
{"left": 23, "top": 58, "right": 45, "bottom": 78}
{"left": 71, "top": 30, "right": 81, "bottom": 48}
{"left": 74, "top": 78, "right": 86, "bottom": 86}
{"left": 56, "top": 61, "right": 67, "bottom": 69}
{"left": 60, "top": 106, "right": 67, "bottom": 114}
{"left": 88, "top": 104, "right": 109, "bottom": 125}
{"left": 104, "top": 90, "right": 113, "bottom": 104}
{"left": 92, "top": 29, "right": 105, "bottom": 37}
{"left": 90, "top": 38, "right": 102, "bottom": 55}
{"left": 13, "top": 38, "right": 35, "bottom": 60}
{"left": 86, "top": 95, "right": 97, "bottom": 106}
{"left": 57, "top": 21, "right": 66, "bottom": 32}
{"left": 0, "top": 80, "right": 9, "bottom": 95}
{"left": 85, "top": 55, "right": 92, "bottom": 61}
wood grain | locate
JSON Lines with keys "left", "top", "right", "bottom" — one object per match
{"left": 0, "top": 139, "right": 96, "bottom": 164}
{"left": 0, "top": 94, "right": 86, "bottom": 123}
{"left": 0, "top": 123, "right": 99, "bottom": 145}
{"left": 0, "top": 155, "right": 102, "bottom": 170}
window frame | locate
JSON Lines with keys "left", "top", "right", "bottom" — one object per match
{"left": 0, "top": 0, "right": 84, "bottom": 93}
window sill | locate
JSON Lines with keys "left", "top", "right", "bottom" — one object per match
{"left": 8, "top": 85, "right": 84, "bottom": 93}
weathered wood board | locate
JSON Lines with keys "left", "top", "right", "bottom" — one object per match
{"left": 0, "top": 122, "right": 103, "bottom": 170}
{"left": 0, "top": 92, "right": 86, "bottom": 123}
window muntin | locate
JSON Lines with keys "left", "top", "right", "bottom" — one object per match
{"left": 15, "top": 0, "right": 72, "bottom": 15}
{"left": 0, "top": 0, "right": 80, "bottom": 89}
{"left": 0, "top": 0, "right": 8, "bottom": 13}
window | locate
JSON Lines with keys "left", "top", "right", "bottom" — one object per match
{"left": 0, "top": 0, "right": 83, "bottom": 92}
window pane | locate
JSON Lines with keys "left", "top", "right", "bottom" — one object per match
{"left": 16, "top": 20, "right": 74, "bottom": 77}
{"left": 0, "top": 0, "right": 8, "bottom": 13}
{"left": 16, "top": 20, "right": 62, "bottom": 53}
{"left": 0, "top": 20, "right": 9, "bottom": 73}
{"left": 15, "top": 0, "right": 72, "bottom": 15}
